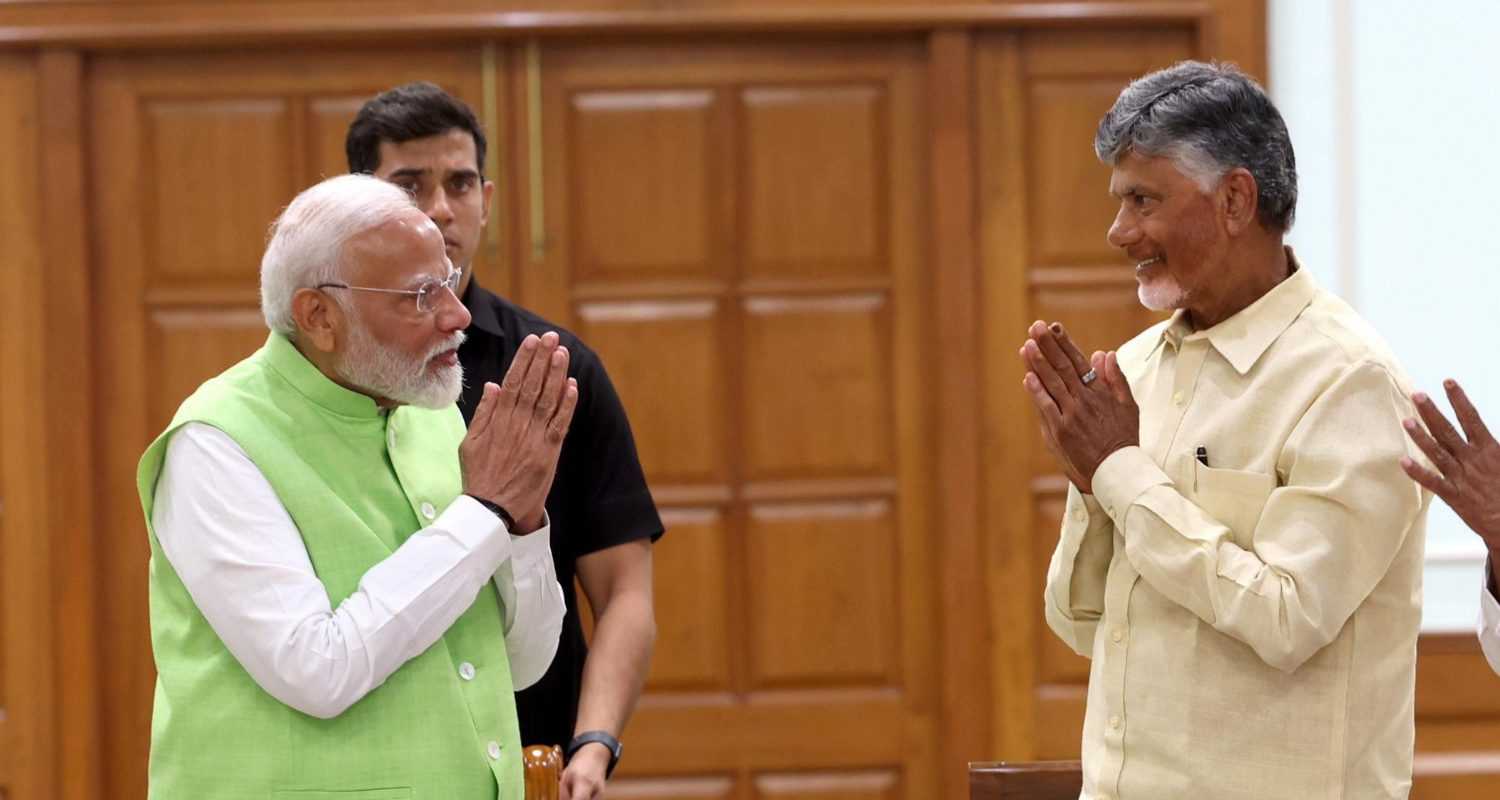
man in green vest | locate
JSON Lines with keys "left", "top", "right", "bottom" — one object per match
{"left": 137, "top": 173, "right": 571, "bottom": 799}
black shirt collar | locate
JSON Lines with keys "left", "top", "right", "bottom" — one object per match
{"left": 461, "top": 276, "right": 507, "bottom": 340}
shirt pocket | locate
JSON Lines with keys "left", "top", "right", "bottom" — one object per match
{"left": 272, "top": 789, "right": 412, "bottom": 800}
{"left": 1192, "top": 462, "right": 1276, "bottom": 550}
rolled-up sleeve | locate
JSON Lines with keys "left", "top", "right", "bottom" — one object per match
{"left": 1092, "top": 361, "right": 1426, "bottom": 673}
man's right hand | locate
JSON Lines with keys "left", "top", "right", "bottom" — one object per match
{"left": 459, "top": 332, "right": 579, "bottom": 533}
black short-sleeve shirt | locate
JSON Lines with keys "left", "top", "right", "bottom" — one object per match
{"left": 457, "top": 279, "right": 664, "bottom": 748}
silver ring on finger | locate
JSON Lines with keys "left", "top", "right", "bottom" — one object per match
{"left": 1080, "top": 368, "right": 1098, "bottom": 386}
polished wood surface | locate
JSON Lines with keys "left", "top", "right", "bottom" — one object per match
{"left": 0, "top": 1, "right": 1257, "bottom": 50}
{"left": 524, "top": 745, "right": 563, "bottom": 800}
{"left": 969, "top": 761, "right": 1082, "bottom": 800}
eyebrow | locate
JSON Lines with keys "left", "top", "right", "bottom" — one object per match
{"left": 1109, "top": 183, "right": 1152, "bottom": 199}
{"left": 387, "top": 166, "right": 480, "bottom": 181}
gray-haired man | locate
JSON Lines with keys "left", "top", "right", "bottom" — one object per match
{"left": 1021, "top": 61, "right": 1430, "bottom": 798}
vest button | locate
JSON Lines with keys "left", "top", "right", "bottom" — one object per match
{"left": 420, "top": 502, "right": 436, "bottom": 520}
{"left": 488, "top": 740, "right": 502, "bottom": 760}
{"left": 459, "top": 661, "right": 476, "bottom": 681}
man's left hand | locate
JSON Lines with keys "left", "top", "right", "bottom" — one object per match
{"left": 1019, "top": 321, "right": 1140, "bottom": 495}
{"left": 559, "top": 744, "right": 609, "bottom": 800}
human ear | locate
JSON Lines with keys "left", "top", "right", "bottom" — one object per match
{"left": 291, "top": 288, "right": 342, "bottom": 353}
{"left": 1221, "top": 168, "right": 1259, "bottom": 235}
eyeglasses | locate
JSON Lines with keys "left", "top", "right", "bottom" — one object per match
{"left": 317, "top": 268, "right": 462, "bottom": 314}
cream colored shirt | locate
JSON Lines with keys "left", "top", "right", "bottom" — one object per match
{"left": 1045, "top": 255, "right": 1429, "bottom": 800}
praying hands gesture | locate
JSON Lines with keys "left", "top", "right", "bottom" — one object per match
{"left": 1018, "top": 321, "right": 1140, "bottom": 495}
{"left": 1401, "top": 380, "right": 1500, "bottom": 576}
{"left": 460, "top": 331, "right": 579, "bottom": 534}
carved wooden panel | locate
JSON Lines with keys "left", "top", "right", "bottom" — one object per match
{"left": 742, "top": 296, "right": 892, "bottom": 479}
{"left": 145, "top": 99, "right": 294, "bottom": 282}
{"left": 742, "top": 86, "right": 885, "bottom": 277}
{"left": 642, "top": 508, "right": 732, "bottom": 692}
{"left": 570, "top": 90, "right": 719, "bottom": 281}
{"left": 575, "top": 300, "right": 728, "bottom": 485}
{"left": 746, "top": 500, "right": 898, "bottom": 687}
{"left": 147, "top": 311, "right": 270, "bottom": 431}
{"left": 307, "top": 96, "right": 369, "bottom": 181}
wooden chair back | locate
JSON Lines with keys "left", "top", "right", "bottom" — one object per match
{"left": 523, "top": 744, "right": 563, "bottom": 800}
{"left": 968, "top": 760, "right": 1083, "bottom": 800}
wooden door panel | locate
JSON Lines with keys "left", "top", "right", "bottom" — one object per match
{"left": 752, "top": 771, "right": 900, "bottom": 800}
{"left": 643, "top": 508, "right": 733, "bottom": 693}
{"left": 145, "top": 98, "right": 296, "bottom": 281}
{"left": 742, "top": 86, "right": 885, "bottom": 276}
{"left": 1025, "top": 81, "right": 1135, "bottom": 266}
{"left": 746, "top": 500, "right": 899, "bottom": 688}
{"left": 531, "top": 38, "right": 933, "bottom": 797}
{"left": 575, "top": 300, "right": 729, "bottom": 485}
{"left": 147, "top": 310, "right": 270, "bottom": 430}
{"left": 742, "top": 296, "right": 892, "bottom": 479}
{"left": 307, "top": 96, "right": 373, "bottom": 181}
{"left": 570, "top": 89, "right": 719, "bottom": 281}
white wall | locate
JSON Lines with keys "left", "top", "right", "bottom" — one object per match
{"left": 1270, "top": 0, "right": 1500, "bottom": 630}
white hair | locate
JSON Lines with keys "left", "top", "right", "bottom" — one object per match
{"left": 259, "top": 174, "right": 417, "bottom": 337}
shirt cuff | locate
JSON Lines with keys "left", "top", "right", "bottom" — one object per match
{"left": 440, "top": 494, "right": 509, "bottom": 552}
{"left": 510, "top": 510, "right": 553, "bottom": 565}
{"left": 1091, "top": 445, "right": 1172, "bottom": 529}
{"left": 1480, "top": 557, "right": 1500, "bottom": 675}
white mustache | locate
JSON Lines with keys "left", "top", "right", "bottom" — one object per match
{"left": 426, "top": 331, "right": 467, "bottom": 362}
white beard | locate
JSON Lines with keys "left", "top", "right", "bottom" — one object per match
{"left": 1137, "top": 273, "right": 1188, "bottom": 312}
{"left": 336, "top": 314, "right": 465, "bottom": 409}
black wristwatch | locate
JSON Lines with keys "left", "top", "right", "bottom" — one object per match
{"left": 566, "top": 731, "right": 623, "bottom": 778}
{"left": 464, "top": 494, "right": 516, "bottom": 532}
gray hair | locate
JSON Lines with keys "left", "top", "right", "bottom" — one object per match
{"left": 1095, "top": 60, "right": 1297, "bottom": 231}
{"left": 259, "top": 174, "right": 417, "bottom": 336}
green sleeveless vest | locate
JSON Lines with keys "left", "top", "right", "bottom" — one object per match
{"left": 137, "top": 333, "right": 523, "bottom": 800}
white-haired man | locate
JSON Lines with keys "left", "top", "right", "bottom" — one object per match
{"left": 1022, "top": 61, "right": 1430, "bottom": 798}
{"left": 136, "top": 174, "right": 568, "bottom": 799}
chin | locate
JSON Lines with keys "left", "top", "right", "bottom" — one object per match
{"left": 402, "top": 364, "right": 464, "bottom": 409}
{"left": 1137, "top": 278, "right": 1187, "bottom": 312}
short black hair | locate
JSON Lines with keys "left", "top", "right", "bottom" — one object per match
{"left": 345, "top": 82, "right": 487, "bottom": 175}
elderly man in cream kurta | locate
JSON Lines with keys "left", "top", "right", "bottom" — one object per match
{"left": 1021, "top": 62, "right": 1429, "bottom": 799}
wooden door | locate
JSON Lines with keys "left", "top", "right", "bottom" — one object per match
{"left": 88, "top": 46, "right": 496, "bottom": 799}
{"left": 974, "top": 26, "right": 1199, "bottom": 760}
{"left": 522, "top": 38, "right": 941, "bottom": 800}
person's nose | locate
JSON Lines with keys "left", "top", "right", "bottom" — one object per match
{"left": 424, "top": 187, "right": 455, "bottom": 227}
{"left": 433, "top": 285, "right": 470, "bottom": 332}
{"left": 1107, "top": 205, "right": 1140, "bottom": 250}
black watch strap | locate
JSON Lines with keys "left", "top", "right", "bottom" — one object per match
{"left": 566, "top": 730, "right": 622, "bottom": 778}
{"left": 464, "top": 494, "right": 516, "bottom": 532}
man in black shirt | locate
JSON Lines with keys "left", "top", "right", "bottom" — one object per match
{"left": 346, "top": 82, "right": 664, "bottom": 800}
